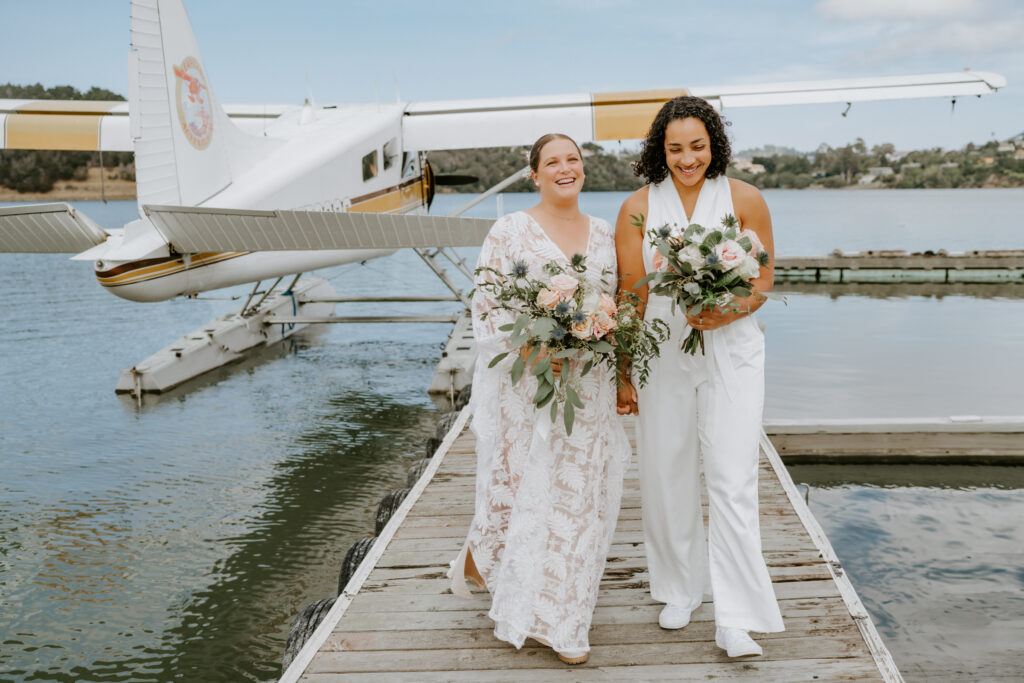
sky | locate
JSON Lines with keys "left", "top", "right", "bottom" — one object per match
{"left": 1, "top": 0, "right": 1021, "bottom": 153}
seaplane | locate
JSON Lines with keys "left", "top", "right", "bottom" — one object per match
{"left": 0, "top": 0, "right": 1006, "bottom": 398}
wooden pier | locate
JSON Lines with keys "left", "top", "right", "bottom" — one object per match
{"left": 280, "top": 409, "right": 902, "bottom": 682}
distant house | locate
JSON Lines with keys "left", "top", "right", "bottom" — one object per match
{"left": 731, "top": 159, "right": 766, "bottom": 175}
{"left": 997, "top": 142, "right": 1015, "bottom": 153}
{"left": 899, "top": 162, "right": 922, "bottom": 173}
{"left": 866, "top": 166, "right": 894, "bottom": 177}
{"left": 980, "top": 157, "right": 996, "bottom": 166}
{"left": 939, "top": 161, "right": 959, "bottom": 169}
{"left": 1015, "top": 149, "right": 1024, "bottom": 160}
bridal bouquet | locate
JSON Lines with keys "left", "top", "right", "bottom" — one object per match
{"left": 634, "top": 213, "right": 771, "bottom": 355}
{"left": 476, "top": 254, "right": 667, "bottom": 435}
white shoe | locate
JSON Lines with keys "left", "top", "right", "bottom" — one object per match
{"left": 715, "top": 627, "right": 762, "bottom": 657}
{"left": 658, "top": 603, "right": 692, "bottom": 629}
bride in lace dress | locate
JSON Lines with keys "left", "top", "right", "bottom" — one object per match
{"left": 448, "top": 134, "right": 630, "bottom": 665}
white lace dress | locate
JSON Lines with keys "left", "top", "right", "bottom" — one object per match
{"left": 456, "top": 211, "right": 631, "bottom": 654}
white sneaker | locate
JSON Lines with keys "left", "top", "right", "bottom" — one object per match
{"left": 658, "top": 603, "right": 692, "bottom": 629}
{"left": 715, "top": 627, "right": 762, "bottom": 657}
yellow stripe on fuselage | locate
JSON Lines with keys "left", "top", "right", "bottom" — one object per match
{"left": 97, "top": 252, "right": 245, "bottom": 287}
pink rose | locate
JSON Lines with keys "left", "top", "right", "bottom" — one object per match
{"left": 536, "top": 288, "right": 560, "bottom": 310}
{"left": 570, "top": 315, "right": 594, "bottom": 339}
{"left": 651, "top": 251, "right": 667, "bottom": 272}
{"left": 715, "top": 239, "right": 746, "bottom": 271}
{"left": 548, "top": 274, "right": 579, "bottom": 300}
{"left": 741, "top": 229, "right": 764, "bottom": 256}
{"left": 598, "top": 293, "right": 617, "bottom": 317}
{"left": 593, "top": 310, "right": 617, "bottom": 338}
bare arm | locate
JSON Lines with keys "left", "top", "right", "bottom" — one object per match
{"left": 614, "top": 187, "right": 649, "bottom": 415}
{"left": 615, "top": 187, "right": 650, "bottom": 317}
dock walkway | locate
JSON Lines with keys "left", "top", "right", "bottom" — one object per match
{"left": 281, "top": 410, "right": 901, "bottom": 682}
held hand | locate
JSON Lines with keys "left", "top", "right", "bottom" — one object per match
{"left": 616, "top": 379, "right": 638, "bottom": 416}
{"left": 686, "top": 307, "right": 737, "bottom": 331}
{"left": 521, "top": 345, "right": 562, "bottom": 377}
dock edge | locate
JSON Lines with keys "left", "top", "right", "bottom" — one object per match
{"left": 278, "top": 406, "right": 472, "bottom": 683}
{"left": 760, "top": 430, "right": 905, "bottom": 682}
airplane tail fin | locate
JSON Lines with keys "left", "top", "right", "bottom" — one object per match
{"left": 129, "top": 0, "right": 278, "bottom": 212}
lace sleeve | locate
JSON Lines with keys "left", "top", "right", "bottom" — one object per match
{"left": 471, "top": 219, "right": 518, "bottom": 363}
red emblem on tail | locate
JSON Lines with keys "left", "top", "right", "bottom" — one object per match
{"left": 173, "top": 57, "right": 213, "bottom": 150}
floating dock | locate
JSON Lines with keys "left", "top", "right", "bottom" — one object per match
{"left": 775, "top": 249, "right": 1024, "bottom": 283}
{"left": 280, "top": 410, "right": 902, "bottom": 682}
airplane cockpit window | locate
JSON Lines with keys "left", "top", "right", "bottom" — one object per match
{"left": 383, "top": 138, "right": 398, "bottom": 171}
{"left": 401, "top": 152, "right": 417, "bottom": 179}
{"left": 361, "top": 150, "right": 378, "bottom": 181}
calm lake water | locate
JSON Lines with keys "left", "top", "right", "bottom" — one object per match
{"left": 1, "top": 189, "right": 1022, "bottom": 681}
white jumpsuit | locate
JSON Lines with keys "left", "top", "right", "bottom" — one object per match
{"left": 636, "top": 176, "right": 785, "bottom": 633}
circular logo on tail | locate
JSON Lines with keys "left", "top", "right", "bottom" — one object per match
{"left": 173, "top": 56, "right": 213, "bottom": 150}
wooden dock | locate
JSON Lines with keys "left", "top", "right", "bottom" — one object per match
{"left": 280, "top": 409, "right": 902, "bottom": 682}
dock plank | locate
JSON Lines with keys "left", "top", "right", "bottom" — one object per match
{"left": 282, "top": 413, "right": 901, "bottom": 682}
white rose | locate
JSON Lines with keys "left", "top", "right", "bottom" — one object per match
{"left": 677, "top": 244, "right": 705, "bottom": 272}
{"left": 581, "top": 289, "right": 601, "bottom": 314}
{"left": 570, "top": 315, "right": 594, "bottom": 339}
{"left": 736, "top": 254, "right": 761, "bottom": 280}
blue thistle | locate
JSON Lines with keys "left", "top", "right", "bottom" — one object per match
{"left": 657, "top": 225, "right": 672, "bottom": 239}
{"left": 551, "top": 327, "right": 567, "bottom": 341}
{"left": 572, "top": 311, "right": 587, "bottom": 324}
{"left": 554, "top": 301, "right": 572, "bottom": 317}
{"left": 570, "top": 253, "right": 586, "bottom": 269}
{"left": 511, "top": 261, "right": 528, "bottom": 278}
{"left": 705, "top": 252, "right": 719, "bottom": 267}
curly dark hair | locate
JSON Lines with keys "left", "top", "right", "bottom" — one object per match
{"left": 633, "top": 96, "right": 731, "bottom": 184}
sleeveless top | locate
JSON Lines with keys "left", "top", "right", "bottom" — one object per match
{"left": 641, "top": 175, "right": 763, "bottom": 401}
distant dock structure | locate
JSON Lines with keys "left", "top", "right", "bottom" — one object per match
{"left": 774, "top": 249, "right": 1024, "bottom": 284}
{"left": 280, "top": 411, "right": 903, "bottom": 682}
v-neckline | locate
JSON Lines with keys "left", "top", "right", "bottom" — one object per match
{"left": 522, "top": 212, "right": 592, "bottom": 262}
{"left": 669, "top": 177, "right": 708, "bottom": 225}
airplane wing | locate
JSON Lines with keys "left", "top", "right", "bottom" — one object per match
{"left": 143, "top": 205, "right": 494, "bottom": 252}
{"left": 0, "top": 100, "right": 291, "bottom": 151}
{"left": 402, "top": 71, "right": 1007, "bottom": 149}
{"left": 0, "top": 202, "right": 109, "bottom": 252}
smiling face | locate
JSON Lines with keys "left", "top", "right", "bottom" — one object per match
{"left": 532, "top": 137, "right": 584, "bottom": 200}
{"left": 664, "top": 117, "right": 713, "bottom": 188}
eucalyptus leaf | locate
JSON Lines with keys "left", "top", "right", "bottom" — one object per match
{"left": 513, "top": 314, "right": 531, "bottom": 336}
{"left": 534, "top": 380, "right": 553, "bottom": 405}
{"left": 564, "top": 401, "right": 575, "bottom": 436}
{"left": 566, "top": 385, "right": 584, "bottom": 409}
{"left": 511, "top": 355, "right": 525, "bottom": 384}
{"left": 532, "top": 317, "right": 556, "bottom": 339}
{"left": 581, "top": 359, "right": 594, "bottom": 376}
{"left": 550, "top": 397, "right": 559, "bottom": 423}
{"left": 730, "top": 286, "right": 752, "bottom": 298}
{"left": 590, "top": 340, "right": 614, "bottom": 354}
{"left": 488, "top": 351, "right": 509, "bottom": 368}
{"left": 553, "top": 348, "right": 577, "bottom": 359}
{"left": 533, "top": 356, "right": 551, "bottom": 377}
{"left": 498, "top": 323, "right": 514, "bottom": 332}
{"left": 737, "top": 236, "right": 752, "bottom": 251}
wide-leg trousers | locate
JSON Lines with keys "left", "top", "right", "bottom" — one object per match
{"left": 636, "top": 307, "right": 784, "bottom": 633}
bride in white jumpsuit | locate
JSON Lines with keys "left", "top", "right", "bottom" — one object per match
{"left": 615, "top": 96, "right": 785, "bottom": 658}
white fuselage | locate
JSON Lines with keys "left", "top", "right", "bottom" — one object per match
{"left": 96, "top": 104, "right": 430, "bottom": 302}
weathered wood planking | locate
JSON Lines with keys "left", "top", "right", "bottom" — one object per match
{"left": 281, "top": 411, "right": 902, "bottom": 682}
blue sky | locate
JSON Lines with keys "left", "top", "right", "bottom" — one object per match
{"left": 1, "top": 0, "right": 1020, "bottom": 153}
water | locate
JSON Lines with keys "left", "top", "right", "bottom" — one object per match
{"left": 789, "top": 465, "right": 1024, "bottom": 681}
{"left": 1, "top": 190, "right": 1022, "bottom": 681}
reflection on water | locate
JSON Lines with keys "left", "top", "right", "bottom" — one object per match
{"left": 789, "top": 465, "right": 1024, "bottom": 682}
